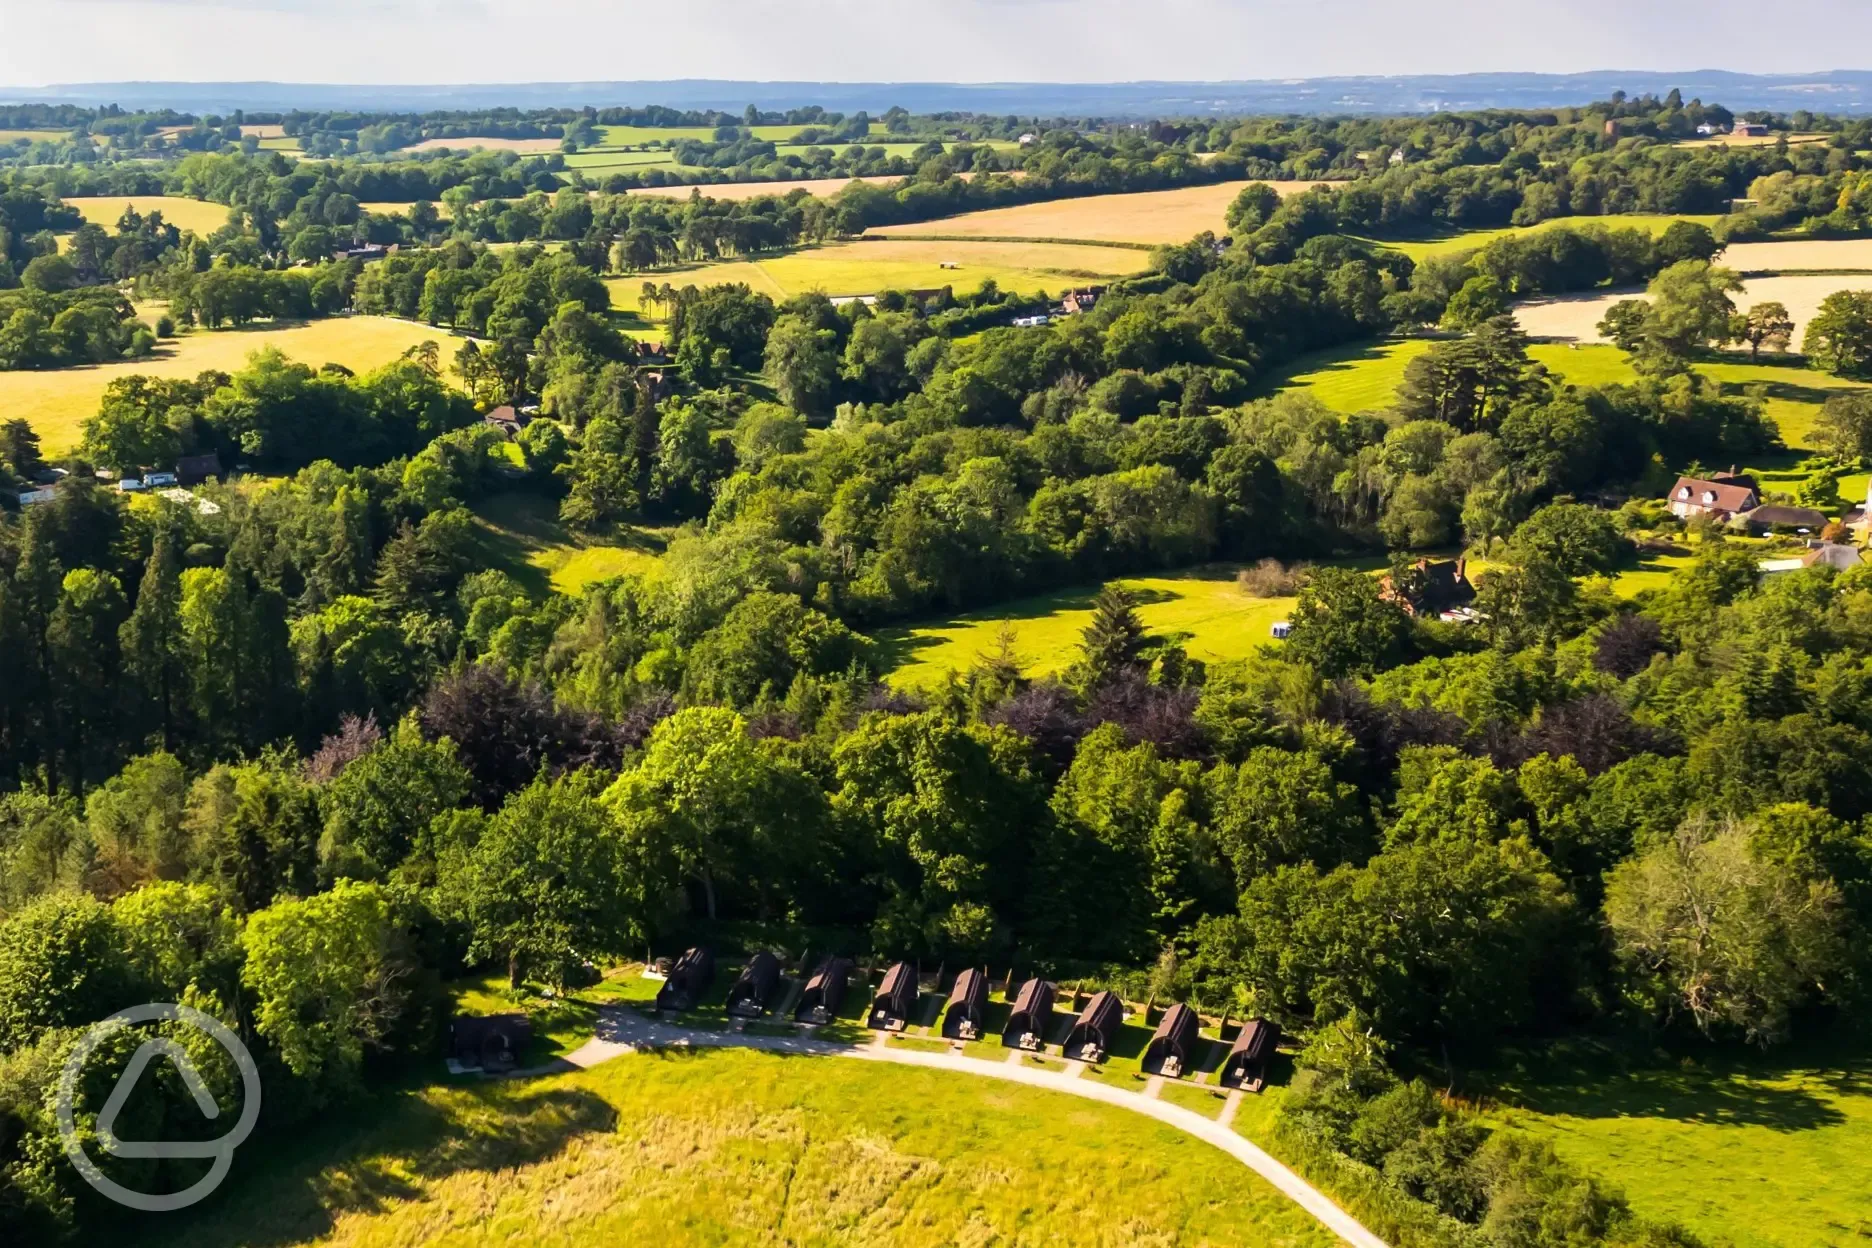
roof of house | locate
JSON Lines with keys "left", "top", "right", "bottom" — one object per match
{"left": 1804, "top": 543, "right": 1865, "bottom": 571}
{"left": 1669, "top": 475, "right": 1759, "bottom": 512}
{"left": 1747, "top": 504, "right": 1828, "bottom": 529}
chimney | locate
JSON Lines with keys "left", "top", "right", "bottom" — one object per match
{"left": 1456, "top": 557, "right": 1467, "bottom": 581}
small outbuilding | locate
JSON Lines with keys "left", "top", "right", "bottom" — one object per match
{"left": 1064, "top": 991, "right": 1125, "bottom": 1064}
{"left": 796, "top": 956, "right": 855, "bottom": 1024}
{"left": 942, "top": 968, "right": 989, "bottom": 1041}
{"left": 655, "top": 946, "right": 715, "bottom": 1012}
{"left": 1220, "top": 1018, "right": 1282, "bottom": 1091}
{"left": 869, "top": 961, "right": 918, "bottom": 1031}
{"left": 1003, "top": 978, "right": 1056, "bottom": 1050}
{"left": 726, "top": 950, "right": 781, "bottom": 1018}
{"left": 1141, "top": 1003, "right": 1200, "bottom": 1078}
{"left": 449, "top": 1013, "right": 533, "bottom": 1073}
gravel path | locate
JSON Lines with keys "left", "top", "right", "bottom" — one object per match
{"left": 560, "top": 1008, "right": 1389, "bottom": 1248}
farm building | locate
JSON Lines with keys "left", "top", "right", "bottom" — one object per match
{"left": 176, "top": 453, "right": 223, "bottom": 485}
{"left": 1003, "top": 978, "right": 1057, "bottom": 1050}
{"left": 655, "top": 946, "right": 715, "bottom": 1012}
{"left": 1141, "top": 1003, "right": 1200, "bottom": 1078}
{"left": 1064, "top": 991, "right": 1125, "bottom": 1064}
{"left": 449, "top": 1014, "right": 532, "bottom": 1074}
{"left": 1221, "top": 1018, "right": 1282, "bottom": 1091}
{"left": 869, "top": 961, "right": 918, "bottom": 1031}
{"left": 796, "top": 955, "right": 855, "bottom": 1024}
{"left": 942, "top": 968, "right": 989, "bottom": 1041}
{"left": 726, "top": 950, "right": 781, "bottom": 1018}
{"left": 1059, "top": 286, "right": 1106, "bottom": 316}
{"left": 1733, "top": 121, "right": 1770, "bottom": 137}
{"left": 1378, "top": 557, "right": 1475, "bottom": 619}
{"left": 1742, "top": 504, "right": 1827, "bottom": 534}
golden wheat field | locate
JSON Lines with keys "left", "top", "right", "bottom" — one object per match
{"left": 61, "top": 195, "right": 235, "bottom": 236}
{"left": 867, "top": 181, "right": 1326, "bottom": 245}
{"left": 1514, "top": 273, "right": 1872, "bottom": 343}
{"left": 8, "top": 316, "right": 462, "bottom": 454}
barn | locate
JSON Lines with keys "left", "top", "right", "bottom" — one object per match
{"left": 942, "top": 968, "right": 989, "bottom": 1041}
{"left": 655, "top": 946, "right": 715, "bottom": 1012}
{"left": 869, "top": 961, "right": 918, "bottom": 1031}
{"left": 1221, "top": 1018, "right": 1282, "bottom": 1091}
{"left": 726, "top": 950, "right": 781, "bottom": 1018}
{"left": 1002, "top": 978, "right": 1056, "bottom": 1050}
{"left": 1141, "top": 1003, "right": 1200, "bottom": 1078}
{"left": 796, "top": 955, "right": 855, "bottom": 1024}
{"left": 1064, "top": 991, "right": 1125, "bottom": 1064}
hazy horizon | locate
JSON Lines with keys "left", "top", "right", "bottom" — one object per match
{"left": 3, "top": 0, "right": 1870, "bottom": 90}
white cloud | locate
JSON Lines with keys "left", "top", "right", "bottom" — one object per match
{"left": 0, "top": 0, "right": 1867, "bottom": 89}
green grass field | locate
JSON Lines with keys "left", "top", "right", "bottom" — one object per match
{"left": 876, "top": 566, "right": 1309, "bottom": 690}
{"left": 1483, "top": 1034, "right": 1872, "bottom": 1248}
{"left": 141, "top": 1045, "right": 1338, "bottom": 1248}
{"left": 11, "top": 315, "right": 463, "bottom": 455}
{"left": 593, "top": 122, "right": 891, "bottom": 146}
{"left": 1361, "top": 214, "right": 1725, "bottom": 262}
{"left": 606, "top": 237, "right": 1147, "bottom": 307}
{"left": 468, "top": 493, "right": 667, "bottom": 597}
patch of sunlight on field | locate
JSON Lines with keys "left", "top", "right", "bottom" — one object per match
{"left": 142, "top": 1046, "right": 1337, "bottom": 1248}
{"left": 468, "top": 493, "right": 666, "bottom": 598}
{"left": 1482, "top": 1034, "right": 1872, "bottom": 1248}
{"left": 62, "top": 194, "right": 235, "bottom": 236}
{"left": 1265, "top": 340, "right": 1433, "bottom": 412}
{"left": 867, "top": 181, "right": 1334, "bottom": 246}
{"left": 1366, "top": 214, "right": 1723, "bottom": 263}
{"left": 879, "top": 567, "right": 1302, "bottom": 689}
{"left": 11, "top": 316, "right": 464, "bottom": 455}
{"left": 605, "top": 238, "right": 1146, "bottom": 307}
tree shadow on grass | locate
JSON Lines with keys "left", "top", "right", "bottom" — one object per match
{"left": 143, "top": 1082, "right": 618, "bottom": 1248}
{"left": 1483, "top": 1036, "right": 1864, "bottom": 1133}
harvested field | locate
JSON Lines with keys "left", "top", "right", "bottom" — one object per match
{"left": 1720, "top": 238, "right": 1872, "bottom": 272}
{"left": 0, "top": 129, "right": 67, "bottom": 143}
{"left": 1514, "top": 274, "right": 1872, "bottom": 343}
{"left": 868, "top": 181, "right": 1331, "bottom": 246}
{"left": 401, "top": 135, "right": 564, "bottom": 154}
{"left": 1674, "top": 131, "right": 1827, "bottom": 148}
{"left": 9, "top": 316, "right": 462, "bottom": 455}
{"left": 238, "top": 124, "right": 285, "bottom": 139}
{"left": 605, "top": 238, "right": 1146, "bottom": 308}
{"left": 62, "top": 194, "right": 233, "bottom": 236}
{"left": 357, "top": 200, "right": 452, "bottom": 218}
{"left": 625, "top": 175, "right": 913, "bottom": 201}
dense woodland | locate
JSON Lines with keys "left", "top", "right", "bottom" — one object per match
{"left": 3, "top": 95, "right": 1872, "bottom": 1246}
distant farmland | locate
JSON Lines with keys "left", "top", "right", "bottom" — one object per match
{"left": 605, "top": 237, "right": 1147, "bottom": 307}
{"left": 1514, "top": 274, "right": 1872, "bottom": 343}
{"left": 62, "top": 195, "right": 233, "bottom": 236}
{"left": 401, "top": 135, "right": 564, "bottom": 154}
{"left": 868, "top": 181, "right": 1332, "bottom": 246}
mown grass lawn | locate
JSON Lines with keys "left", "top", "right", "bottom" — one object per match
{"left": 141, "top": 1045, "right": 1340, "bottom": 1248}
{"left": 1482, "top": 1033, "right": 1872, "bottom": 1248}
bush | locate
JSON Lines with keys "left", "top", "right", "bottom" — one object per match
{"left": 1238, "top": 557, "right": 1311, "bottom": 598}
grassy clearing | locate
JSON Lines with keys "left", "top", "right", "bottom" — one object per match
{"left": 1482, "top": 1034, "right": 1872, "bottom": 1248}
{"left": 876, "top": 565, "right": 1311, "bottom": 690}
{"left": 467, "top": 492, "right": 666, "bottom": 598}
{"left": 605, "top": 238, "right": 1147, "bottom": 308}
{"left": 61, "top": 194, "right": 234, "bottom": 235}
{"left": 11, "top": 316, "right": 462, "bottom": 455}
{"left": 145, "top": 1045, "right": 1337, "bottom": 1248}
{"left": 868, "top": 181, "right": 1326, "bottom": 247}
{"left": 1363, "top": 214, "right": 1724, "bottom": 263}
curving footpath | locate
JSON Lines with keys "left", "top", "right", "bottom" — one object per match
{"left": 557, "top": 1008, "right": 1389, "bottom": 1248}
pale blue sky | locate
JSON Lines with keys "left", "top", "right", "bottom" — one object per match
{"left": 1, "top": 0, "right": 1867, "bottom": 87}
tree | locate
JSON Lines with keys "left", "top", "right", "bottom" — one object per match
{"left": 439, "top": 769, "right": 640, "bottom": 987}
{"left": 1209, "top": 746, "right": 1368, "bottom": 887}
{"left": 1810, "top": 390, "right": 1872, "bottom": 460}
{"left": 317, "top": 715, "right": 471, "bottom": 882}
{"left": 1740, "top": 301, "right": 1795, "bottom": 359}
{"left": 1440, "top": 274, "right": 1509, "bottom": 332}
{"left": 1394, "top": 317, "right": 1545, "bottom": 434}
{"left": 762, "top": 313, "right": 839, "bottom": 416}
{"left": 1605, "top": 816, "right": 1850, "bottom": 1044}
{"left": 1285, "top": 566, "right": 1410, "bottom": 679}
{"left": 1803, "top": 289, "right": 1872, "bottom": 378}
{"left": 1645, "top": 260, "right": 1743, "bottom": 360}
{"left": 1077, "top": 586, "right": 1148, "bottom": 688}
{"left": 1508, "top": 503, "right": 1627, "bottom": 576}
{"left": 240, "top": 880, "right": 417, "bottom": 1092}
{"left": 0, "top": 893, "right": 134, "bottom": 1052}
